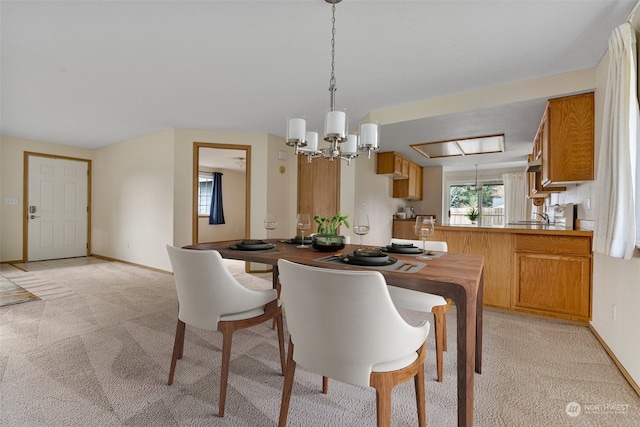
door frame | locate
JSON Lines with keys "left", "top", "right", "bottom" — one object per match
{"left": 192, "top": 142, "right": 251, "bottom": 245}
{"left": 23, "top": 152, "right": 92, "bottom": 262}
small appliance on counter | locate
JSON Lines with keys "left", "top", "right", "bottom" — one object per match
{"left": 404, "top": 206, "right": 416, "bottom": 219}
{"left": 551, "top": 203, "right": 576, "bottom": 229}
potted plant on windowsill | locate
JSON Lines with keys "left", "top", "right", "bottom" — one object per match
{"left": 467, "top": 207, "right": 481, "bottom": 224}
{"left": 312, "top": 212, "right": 350, "bottom": 252}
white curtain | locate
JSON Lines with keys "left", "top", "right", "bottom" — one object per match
{"left": 594, "top": 23, "right": 639, "bottom": 260}
{"left": 502, "top": 172, "right": 528, "bottom": 224}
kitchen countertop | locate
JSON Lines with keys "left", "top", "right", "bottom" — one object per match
{"left": 434, "top": 224, "right": 593, "bottom": 236}
{"left": 392, "top": 217, "right": 593, "bottom": 236}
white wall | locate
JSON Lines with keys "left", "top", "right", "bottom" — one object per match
{"left": 346, "top": 154, "right": 395, "bottom": 246}
{"left": 267, "top": 135, "right": 297, "bottom": 239}
{"left": 92, "top": 129, "right": 175, "bottom": 271}
{"left": 0, "top": 135, "right": 93, "bottom": 262}
{"left": 588, "top": 48, "right": 640, "bottom": 386}
{"left": 417, "top": 166, "right": 444, "bottom": 222}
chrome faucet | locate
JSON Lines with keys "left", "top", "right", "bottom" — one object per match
{"left": 535, "top": 213, "right": 550, "bottom": 224}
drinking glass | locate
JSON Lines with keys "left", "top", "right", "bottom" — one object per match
{"left": 414, "top": 215, "right": 435, "bottom": 259}
{"left": 296, "top": 213, "right": 311, "bottom": 248}
{"left": 353, "top": 214, "right": 370, "bottom": 247}
{"left": 263, "top": 212, "right": 278, "bottom": 238}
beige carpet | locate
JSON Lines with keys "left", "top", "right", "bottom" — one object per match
{"left": 0, "top": 258, "right": 639, "bottom": 426}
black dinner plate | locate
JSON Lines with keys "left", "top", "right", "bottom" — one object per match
{"left": 342, "top": 255, "right": 397, "bottom": 266}
{"left": 382, "top": 245, "right": 423, "bottom": 254}
{"left": 231, "top": 241, "right": 275, "bottom": 250}
{"left": 345, "top": 251, "right": 390, "bottom": 265}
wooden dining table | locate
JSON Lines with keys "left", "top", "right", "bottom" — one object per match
{"left": 184, "top": 240, "right": 484, "bottom": 427}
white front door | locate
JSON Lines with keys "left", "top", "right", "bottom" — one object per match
{"left": 27, "top": 156, "right": 89, "bottom": 261}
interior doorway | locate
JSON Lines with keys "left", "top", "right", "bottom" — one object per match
{"left": 192, "top": 143, "right": 251, "bottom": 244}
{"left": 23, "top": 152, "right": 91, "bottom": 262}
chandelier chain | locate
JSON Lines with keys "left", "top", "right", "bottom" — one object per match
{"left": 329, "top": 1, "right": 337, "bottom": 91}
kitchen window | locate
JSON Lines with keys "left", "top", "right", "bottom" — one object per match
{"left": 448, "top": 182, "right": 504, "bottom": 225}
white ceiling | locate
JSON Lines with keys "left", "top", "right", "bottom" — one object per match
{"left": 1, "top": 0, "right": 636, "bottom": 171}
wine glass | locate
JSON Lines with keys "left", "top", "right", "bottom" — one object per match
{"left": 263, "top": 213, "right": 278, "bottom": 239}
{"left": 353, "top": 214, "right": 370, "bottom": 247}
{"left": 296, "top": 213, "right": 311, "bottom": 248}
{"left": 414, "top": 215, "right": 435, "bottom": 259}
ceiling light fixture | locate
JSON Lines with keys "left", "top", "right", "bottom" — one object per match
{"left": 411, "top": 134, "right": 505, "bottom": 159}
{"left": 285, "top": 0, "right": 380, "bottom": 165}
{"left": 467, "top": 164, "right": 483, "bottom": 192}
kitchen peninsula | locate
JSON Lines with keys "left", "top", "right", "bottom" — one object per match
{"left": 393, "top": 219, "right": 593, "bottom": 322}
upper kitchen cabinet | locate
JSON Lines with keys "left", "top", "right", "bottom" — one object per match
{"left": 527, "top": 153, "right": 565, "bottom": 200}
{"left": 376, "top": 151, "right": 409, "bottom": 179}
{"left": 393, "top": 161, "right": 423, "bottom": 200}
{"left": 540, "top": 92, "right": 594, "bottom": 186}
{"left": 377, "top": 151, "right": 423, "bottom": 200}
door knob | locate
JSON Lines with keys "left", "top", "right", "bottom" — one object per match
{"left": 30, "top": 215, "right": 40, "bottom": 219}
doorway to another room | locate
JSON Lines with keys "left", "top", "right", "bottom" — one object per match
{"left": 193, "top": 143, "right": 250, "bottom": 244}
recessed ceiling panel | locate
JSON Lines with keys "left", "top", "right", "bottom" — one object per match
{"left": 411, "top": 134, "right": 505, "bottom": 159}
{"left": 456, "top": 135, "right": 504, "bottom": 155}
{"left": 411, "top": 141, "right": 462, "bottom": 159}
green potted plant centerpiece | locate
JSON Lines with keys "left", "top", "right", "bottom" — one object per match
{"left": 467, "top": 207, "right": 481, "bottom": 224}
{"left": 312, "top": 212, "right": 350, "bottom": 251}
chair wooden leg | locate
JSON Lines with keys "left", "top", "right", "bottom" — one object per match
{"left": 322, "top": 376, "right": 329, "bottom": 394}
{"left": 374, "top": 383, "right": 393, "bottom": 427}
{"left": 218, "top": 324, "right": 234, "bottom": 417}
{"left": 432, "top": 305, "right": 446, "bottom": 382}
{"left": 168, "top": 320, "right": 186, "bottom": 385}
{"left": 370, "top": 343, "right": 427, "bottom": 427}
{"left": 278, "top": 338, "right": 297, "bottom": 427}
{"left": 414, "top": 361, "right": 426, "bottom": 427}
{"left": 272, "top": 279, "right": 282, "bottom": 329}
{"left": 275, "top": 311, "right": 286, "bottom": 375}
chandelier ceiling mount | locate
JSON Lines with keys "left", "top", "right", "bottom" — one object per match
{"left": 285, "top": 0, "right": 379, "bottom": 165}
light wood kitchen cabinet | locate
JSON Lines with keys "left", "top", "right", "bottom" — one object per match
{"left": 432, "top": 228, "right": 513, "bottom": 308}
{"left": 376, "top": 151, "right": 409, "bottom": 179}
{"left": 422, "top": 226, "right": 593, "bottom": 322}
{"left": 514, "top": 234, "right": 592, "bottom": 321}
{"left": 541, "top": 92, "right": 594, "bottom": 186}
{"left": 527, "top": 157, "right": 565, "bottom": 199}
{"left": 393, "top": 162, "right": 423, "bottom": 200}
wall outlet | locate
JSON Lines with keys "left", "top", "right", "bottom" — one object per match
{"left": 587, "top": 198, "right": 591, "bottom": 210}
{"left": 611, "top": 304, "right": 617, "bottom": 321}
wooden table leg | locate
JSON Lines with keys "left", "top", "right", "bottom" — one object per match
{"left": 475, "top": 274, "right": 484, "bottom": 374}
{"left": 456, "top": 289, "right": 476, "bottom": 427}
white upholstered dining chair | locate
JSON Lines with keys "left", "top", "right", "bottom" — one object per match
{"left": 276, "top": 259, "right": 430, "bottom": 427}
{"left": 165, "top": 245, "right": 286, "bottom": 417}
{"left": 387, "top": 238, "right": 451, "bottom": 382}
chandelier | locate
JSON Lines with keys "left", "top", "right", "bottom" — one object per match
{"left": 467, "top": 164, "right": 483, "bottom": 192}
{"left": 285, "top": 0, "right": 380, "bottom": 165}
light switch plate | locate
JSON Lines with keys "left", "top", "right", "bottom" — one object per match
{"left": 5, "top": 198, "right": 19, "bottom": 205}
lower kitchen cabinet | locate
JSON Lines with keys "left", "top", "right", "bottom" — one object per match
{"left": 419, "top": 226, "right": 593, "bottom": 322}
{"left": 514, "top": 234, "right": 592, "bottom": 321}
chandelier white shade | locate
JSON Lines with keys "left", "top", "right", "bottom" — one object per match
{"left": 285, "top": 0, "right": 379, "bottom": 165}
